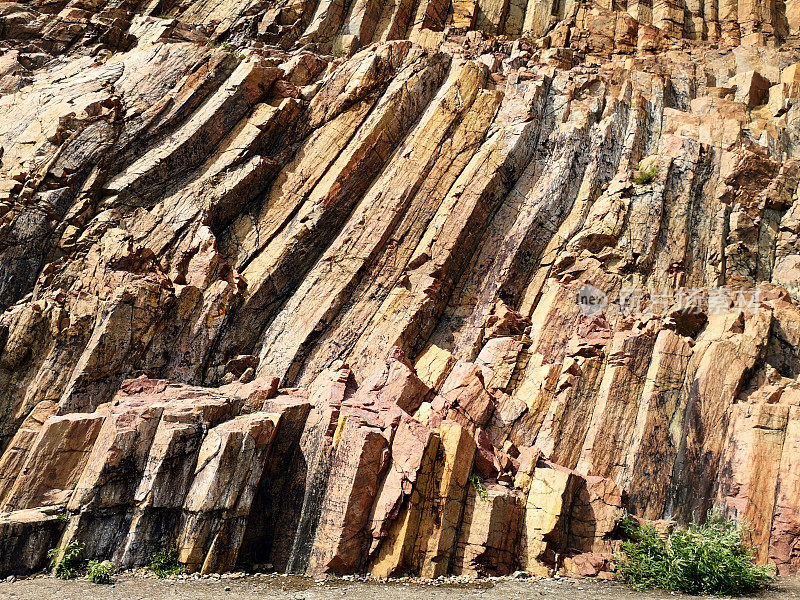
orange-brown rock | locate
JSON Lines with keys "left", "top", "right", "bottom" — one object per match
{"left": 2, "top": 0, "right": 800, "bottom": 581}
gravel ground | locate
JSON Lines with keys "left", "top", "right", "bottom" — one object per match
{"left": 1, "top": 573, "right": 799, "bottom": 600}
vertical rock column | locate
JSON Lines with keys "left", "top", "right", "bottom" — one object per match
{"left": 476, "top": 0, "right": 511, "bottom": 34}
{"left": 307, "top": 419, "right": 389, "bottom": 574}
{"left": 770, "top": 405, "right": 800, "bottom": 573}
{"left": 273, "top": 369, "right": 347, "bottom": 573}
{"left": 575, "top": 328, "right": 658, "bottom": 482}
{"left": 371, "top": 420, "right": 476, "bottom": 577}
{"left": 684, "top": 0, "right": 707, "bottom": 39}
{"left": 0, "top": 413, "right": 106, "bottom": 512}
{"left": 667, "top": 309, "right": 773, "bottom": 522}
{"left": 622, "top": 329, "right": 693, "bottom": 519}
{"left": 116, "top": 393, "right": 239, "bottom": 567}
{"left": 788, "top": 0, "right": 800, "bottom": 35}
{"left": 628, "top": 0, "right": 654, "bottom": 26}
{"left": 719, "top": 0, "right": 741, "bottom": 45}
{"left": 0, "top": 402, "right": 58, "bottom": 507}
{"left": 176, "top": 413, "right": 279, "bottom": 574}
{"left": 717, "top": 403, "right": 789, "bottom": 563}
{"left": 237, "top": 399, "right": 312, "bottom": 567}
{"left": 653, "top": 0, "right": 685, "bottom": 38}
{"left": 415, "top": 420, "right": 476, "bottom": 578}
{"left": 518, "top": 460, "right": 581, "bottom": 576}
{"left": 452, "top": 482, "right": 524, "bottom": 576}
{"left": 523, "top": 0, "right": 557, "bottom": 39}
{"left": 60, "top": 402, "right": 165, "bottom": 558}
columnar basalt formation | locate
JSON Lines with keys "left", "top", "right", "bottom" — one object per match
{"left": 2, "top": 0, "right": 800, "bottom": 581}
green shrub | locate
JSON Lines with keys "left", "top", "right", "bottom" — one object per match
{"left": 47, "top": 541, "right": 85, "bottom": 580}
{"left": 616, "top": 511, "right": 774, "bottom": 595}
{"left": 633, "top": 162, "right": 658, "bottom": 185}
{"left": 86, "top": 560, "right": 113, "bottom": 584}
{"left": 615, "top": 518, "right": 670, "bottom": 589}
{"left": 148, "top": 546, "right": 186, "bottom": 578}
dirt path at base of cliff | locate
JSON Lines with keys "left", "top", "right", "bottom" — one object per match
{"left": 1, "top": 575, "right": 799, "bottom": 600}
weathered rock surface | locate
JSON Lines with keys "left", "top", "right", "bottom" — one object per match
{"left": 2, "top": 0, "right": 800, "bottom": 581}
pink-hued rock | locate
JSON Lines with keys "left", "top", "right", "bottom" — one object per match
{"left": 436, "top": 361, "right": 495, "bottom": 429}
{"left": 176, "top": 412, "right": 279, "bottom": 574}
{"left": 0, "top": 413, "right": 106, "bottom": 512}
{"left": 307, "top": 419, "right": 389, "bottom": 574}
{"left": 563, "top": 552, "right": 613, "bottom": 578}
{"left": 519, "top": 460, "right": 582, "bottom": 575}
{"left": 369, "top": 414, "right": 433, "bottom": 554}
{"left": 770, "top": 405, "right": 800, "bottom": 574}
{"left": 115, "top": 382, "right": 243, "bottom": 567}
{"left": 0, "top": 402, "right": 58, "bottom": 507}
{"left": 370, "top": 420, "right": 476, "bottom": 578}
{"left": 570, "top": 476, "right": 624, "bottom": 554}
{"left": 453, "top": 482, "right": 524, "bottom": 576}
{"left": 346, "top": 348, "right": 432, "bottom": 422}
{"left": 61, "top": 400, "right": 165, "bottom": 558}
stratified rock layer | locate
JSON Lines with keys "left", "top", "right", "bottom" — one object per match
{"left": 2, "top": 0, "right": 800, "bottom": 580}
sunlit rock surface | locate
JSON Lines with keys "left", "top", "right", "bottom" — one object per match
{"left": 2, "top": 0, "right": 800, "bottom": 579}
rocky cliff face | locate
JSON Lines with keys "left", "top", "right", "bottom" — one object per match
{"left": 1, "top": 0, "right": 800, "bottom": 581}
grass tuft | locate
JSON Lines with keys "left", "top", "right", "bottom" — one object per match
{"left": 633, "top": 161, "right": 658, "bottom": 185}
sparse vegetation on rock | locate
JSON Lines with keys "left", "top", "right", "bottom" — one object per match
{"left": 469, "top": 474, "right": 490, "bottom": 502}
{"left": 632, "top": 162, "right": 658, "bottom": 185}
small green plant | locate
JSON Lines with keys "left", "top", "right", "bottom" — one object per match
{"left": 148, "top": 546, "right": 186, "bottom": 578}
{"left": 469, "top": 474, "right": 490, "bottom": 502}
{"left": 55, "top": 511, "right": 69, "bottom": 523}
{"left": 47, "top": 541, "right": 85, "bottom": 580}
{"left": 633, "top": 161, "right": 658, "bottom": 185}
{"left": 208, "top": 40, "right": 245, "bottom": 60}
{"left": 86, "top": 560, "right": 113, "bottom": 584}
{"left": 616, "top": 511, "right": 774, "bottom": 595}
